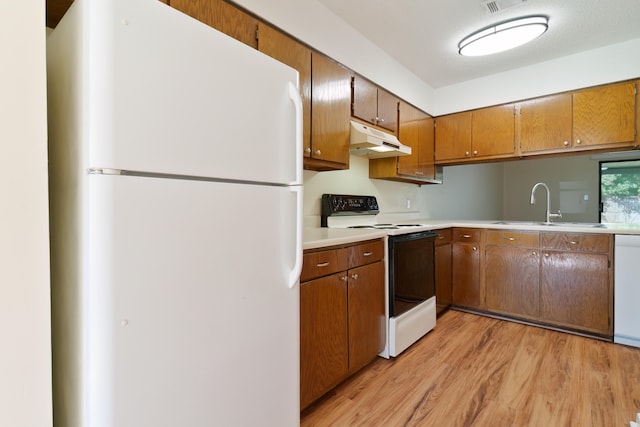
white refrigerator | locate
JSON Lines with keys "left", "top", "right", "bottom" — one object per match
{"left": 47, "top": 0, "right": 303, "bottom": 426}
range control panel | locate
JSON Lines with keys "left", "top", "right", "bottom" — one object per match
{"left": 321, "top": 194, "right": 379, "bottom": 226}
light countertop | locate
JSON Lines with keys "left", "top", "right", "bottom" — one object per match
{"left": 304, "top": 220, "right": 640, "bottom": 250}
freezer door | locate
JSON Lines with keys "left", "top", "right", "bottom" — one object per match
{"left": 84, "top": 0, "right": 301, "bottom": 184}
{"left": 86, "top": 174, "right": 300, "bottom": 427}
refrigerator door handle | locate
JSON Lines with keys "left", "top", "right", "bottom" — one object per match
{"left": 288, "top": 81, "right": 303, "bottom": 186}
{"left": 288, "top": 185, "right": 303, "bottom": 288}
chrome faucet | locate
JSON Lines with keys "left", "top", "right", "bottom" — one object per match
{"left": 530, "top": 182, "right": 562, "bottom": 224}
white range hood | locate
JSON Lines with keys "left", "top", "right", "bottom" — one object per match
{"left": 349, "top": 121, "right": 411, "bottom": 158}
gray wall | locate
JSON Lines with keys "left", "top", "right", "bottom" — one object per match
{"left": 502, "top": 154, "right": 601, "bottom": 223}
{"left": 419, "top": 162, "right": 505, "bottom": 220}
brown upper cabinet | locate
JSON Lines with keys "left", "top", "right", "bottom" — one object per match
{"left": 352, "top": 75, "right": 399, "bottom": 133}
{"left": 518, "top": 93, "right": 573, "bottom": 154}
{"left": 435, "top": 104, "right": 516, "bottom": 164}
{"left": 369, "top": 101, "right": 437, "bottom": 184}
{"left": 171, "top": 0, "right": 258, "bottom": 48}
{"left": 308, "top": 53, "right": 352, "bottom": 170}
{"left": 519, "top": 81, "right": 637, "bottom": 155}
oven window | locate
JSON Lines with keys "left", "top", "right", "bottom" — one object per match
{"left": 389, "top": 233, "right": 436, "bottom": 317}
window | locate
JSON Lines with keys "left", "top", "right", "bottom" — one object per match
{"left": 600, "top": 159, "right": 640, "bottom": 224}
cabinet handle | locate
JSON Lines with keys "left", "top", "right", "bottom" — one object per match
{"left": 461, "top": 234, "right": 472, "bottom": 239}
{"left": 314, "top": 150, "right": 321, "bottom": 155}
{"left": 569, "top": 240, "right": 578, "bottom": 245}
{"left": 415, "top": 171, "right": 424, "bottom": 176}
{"left": 504, "top": 237, "right": 517, "bottom": 241}
{"left": 316, "top": 262, "right": 330, "bottom": 268}
{"left": 575, "top": 139, "right": 581, "bottom": 145}
{"left": 563, "top": 141, "right": 569, "bottom": 146}
{"left": 378, "top": 118, "right": 385, "bottom": 123}
{"left": 351, "top": 273, "right": 359, "bottom": 280}
{"left": 363, "top": 251, "right": 373, "bottom": 257}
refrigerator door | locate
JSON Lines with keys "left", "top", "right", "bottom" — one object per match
{"left": 86, "top": 174, "right": 300, "bottom": 427}
{"left": 85, "top": 0, "right": 301, "bottom": 184}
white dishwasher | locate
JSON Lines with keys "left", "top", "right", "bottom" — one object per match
{"left": 614, "top": 234, "right": 640, "bottom": 348}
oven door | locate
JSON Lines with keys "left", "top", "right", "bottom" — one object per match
{"left": 388, "top": 231, "right": 437, "bottom": 317}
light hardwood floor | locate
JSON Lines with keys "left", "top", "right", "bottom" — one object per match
{"left": 301, "top": 309, "right": 640, "bottom": 426}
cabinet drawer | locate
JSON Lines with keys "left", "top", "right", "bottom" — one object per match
{"left": 540, "top": 233, "right": 611, "bottom": 253}
{"left": 486, "top": 230, "right": 539, "bottom": 247}
{"left": 348, "top": 239, "right": 384, "bottom": 268}
{"left": 301, "top": 248, "right": 348, "bottom": 282}
{"left": 434, "top": 228, "right": 452, "bottom": 245}
{"left": 452, "top": 228, "right": 482, "bottom": 243}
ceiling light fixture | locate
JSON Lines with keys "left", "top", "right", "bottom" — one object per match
{"left": 458, "top": 15, "right": 548, "bottom": 56}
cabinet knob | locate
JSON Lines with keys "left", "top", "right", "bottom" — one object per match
{"left": 465, "top": 151, "right": 470, "bottom": 157}
{"left": 472, "top": 246, "right": 478, "bottom": 251}
{"left": 473, "top": 150, "right": 478, "bottom": 156}
{"left": 315, "top": 149, "right": 321, "bottom": 155}
{"left": 305, "top": 147, "right": 311, "bottom": 153}
{"left": 532, "top": 251, "right": 538, "bottom": 256}
{"left": 563, "top": 141, "right": 569, "bottom": 146}
{"left": 575, "top": 139, "right": 581, "bottom": 145}
{"left": 351, "top": 273, "right": 359, "bottom": 280}
{"left": 341, "top": 275, "right": 348, "bottom": 282}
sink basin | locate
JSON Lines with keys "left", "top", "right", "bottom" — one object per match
{"left": 546, "top": 222, "right": 606, "bottom": 228}
{"left": 492, "top": 221, "right": 606, "bottom": 228}
{"left": 492, "top": 221, "right": 547, "bottom": 226}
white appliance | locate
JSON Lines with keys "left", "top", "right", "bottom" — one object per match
{"left": 614, "top": 234, "right": 640, "bottom": 348}
{"left": 47, "top": 1, "right": 303, "bottom": 426}
{"left": 349, "top": 120, "right": 412, "bottom": 158}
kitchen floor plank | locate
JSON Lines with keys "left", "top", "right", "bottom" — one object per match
{"left": 301, "top": 310, "right": 640, "bottom": 426}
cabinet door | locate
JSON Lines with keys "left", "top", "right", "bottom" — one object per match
{"left": 347, "top": 261, "right": 385, "bottom": 374}
{"left": 435, "top": 112, "right": 472, "bottom": 162}
{"left": 397, "top": 101, "right": 435, "bottom": 179}
{"left": 352, "top": 75, "right": 378, "bottom": 128}
{"left": 435, "top": 241, "right": 452, "bottom": 314}
{"left": 376, "top": 87, "right": 399, "bottom": 132}
{"left": 452, "top": 242, "right": 481, "bottom": 308}
{"left": 300, "top": 272, "right": 348, "bottom": 409}
{"left": 519, "top": 93, "right": 573, "bottom": 154}
{"left": 257, "top": 23, "right": 312, "bottom": 160}
{"left": 540, "top": 251, "right": 611, "bottom": 335}
{"left": 471, "top": 104, "right": 515, "bottom": 158}
{"left": 309, "top": 53, "right": 351, "bottom": 168}
{"left": 485, "top": 245, "right": 540, "bottom": 319}
{"left": 171, "top": 0, "right": 258, "bottom": 48}
{"left": 573, "top": 81, "right": 636, "bottom": 148}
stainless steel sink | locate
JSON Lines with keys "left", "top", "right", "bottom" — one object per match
{"left": 492, "top": 221, "right": 606, "bottom": 228}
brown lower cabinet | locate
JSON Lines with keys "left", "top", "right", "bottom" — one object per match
{"left": 478, "top": 229, "right": 613, "bottom": 338}
{"left": 434, "top": 229, "right": 452, "bottom": 315}
{"left": 539, "top": 232, "right": 613, "bottom": 336}
{"left": 451, "top": 228, "right": 483, "bottom": 309}
{"left": 300, "top": 240, "right": 385, "bottom": 410}
{"left": 484, "top": 230, "right": 540, "bottom": 320}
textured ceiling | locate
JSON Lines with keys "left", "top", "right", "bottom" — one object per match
{"left": 316, "top": 0, "right": 640, "bottom": 88}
